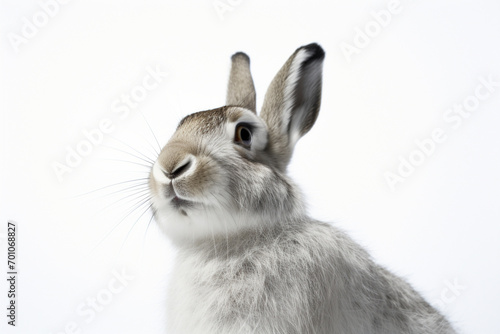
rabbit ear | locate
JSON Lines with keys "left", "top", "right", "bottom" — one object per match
{"left": 260, "top": 43, "right": 325, "bottom": 171}
{"left": 226, "top": 52, "right": 256, "bottom": 113}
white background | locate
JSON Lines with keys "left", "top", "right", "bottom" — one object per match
{"left": 1, "top": 1, "right": 500, "bottom": 333}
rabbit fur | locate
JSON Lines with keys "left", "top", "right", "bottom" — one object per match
{"left": 149, "top": 43, "right": 457, "bottom": 334}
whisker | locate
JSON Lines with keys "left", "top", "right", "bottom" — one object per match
{"left": 141, "top": 211, "right": 156, "bottom": 256}
{"left": 140, "top": 111, "right": 162, "bottom": 153}
{"left": 76, "top": 124, "right": 160, "bottom": 256}
{"left": 70, "top": 178, "right": 150, "bottom": 199}
{"left": 90, "top": 188, "right": 151, "bottom": 218}
{"left": 139, "top": 140, "right": 160, "bottom": 162}
{"left": 119, "top": 202, "right": 153, "bottom": 254}
{"left": 108, "top": 136, "right": 156, "bottom": 164}
{"left": 106, "top": 170, "right": 150, "bottom": 175}
{"left": 101, "top": 158, "right": 154, "bottom": 169}
{"left": 102, "top": 144, "right": 155, "bottom": 166}
{"left": 88, "top": 194, "right": 152, "bottom": 254}
{"left": 96, "top": 182, "right": 150, "bottom": 200}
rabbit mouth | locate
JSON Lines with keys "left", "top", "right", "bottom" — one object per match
{"left": 162, "top": 183, "right": 196, "bottom": 211}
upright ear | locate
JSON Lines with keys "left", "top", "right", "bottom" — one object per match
{"left": 226, "top": 52, "right": 256, "bottom": 113}
{"left": 260, "top": 43, "right": 325, "bottom": 171}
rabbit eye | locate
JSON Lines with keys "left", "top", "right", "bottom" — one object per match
{"left": 235, "top": 124, "right": 252, "bottom": 148}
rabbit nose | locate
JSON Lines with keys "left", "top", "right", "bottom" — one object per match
{"left": 164, "top": 155, "right": 195, "bottom": 180}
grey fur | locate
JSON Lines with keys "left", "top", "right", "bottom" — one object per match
{"left": 260, "top": 43, "right": 324, "bottom": 171}
{"left": 149, "top": 43, "right": 457, "bottom": 334}
{"left": 227, "top": 52, "right": 256, "bottom": 112}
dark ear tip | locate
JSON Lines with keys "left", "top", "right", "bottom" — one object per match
{"left": 300, "top": 43, "right": 325, "bottom": 61}
{"left": 231, "top": 52, "right": 250, "bottom": 63}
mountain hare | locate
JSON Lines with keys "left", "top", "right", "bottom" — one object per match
{"left": 149, "top": 43, "right": 456, "bottom": 334}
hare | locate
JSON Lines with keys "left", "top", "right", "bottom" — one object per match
{"left": 149, "top": 43, "right": 457, "bottom": 334}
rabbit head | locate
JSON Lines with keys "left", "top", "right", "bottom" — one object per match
{"left": 149, "top": 43, "right": 325, "bottom": 245}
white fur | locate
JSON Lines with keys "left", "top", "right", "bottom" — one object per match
{"left": 152, "top": 161, "right": 169, "bottom": 184}
{"left": 283, "top": 47, "right": 310, "bottom": 148}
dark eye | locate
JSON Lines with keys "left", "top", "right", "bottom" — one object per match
{"left": 235, "top": 124, "right": 252, "bottom": 148}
